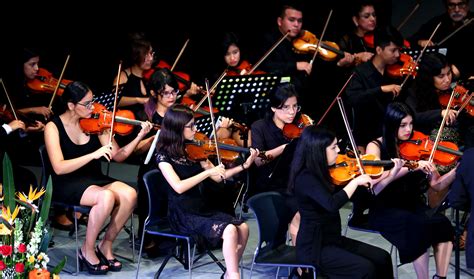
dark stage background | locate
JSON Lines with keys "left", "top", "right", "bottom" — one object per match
{"left": 1, "top": 0, "right": 471, "bottom": 125}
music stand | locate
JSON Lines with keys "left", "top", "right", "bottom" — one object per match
{"left": 195, "top": 115, "right": 214, "bottom": 138}
{"left": 212, "top": 74, "right": 281, "bottom": 125}
{"left": 94, "top": 84, "right": 125, "bottom": 111}
{"left": 403, "top": 47, "right": 447, "bottom": 60}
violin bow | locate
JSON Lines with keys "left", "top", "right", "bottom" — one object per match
{"left": 48, "top": 54, "right": 71, "bottom": 109}
{"left": 317, "top": 73, "right": 354, "bottom": 126}
{"left": 247, "top": 31, "right": 290, "bottom": 75}
{"left": 171, "top": 39, "right": 190, "bottom": 72}
{"left": 0, "top": 79, "right": 20, "bottom": 121}
{"left": 144, "top": 129, "right": 161, "bottom": 165}
{"left": 108, "top": 61, "right": 123, "bottom": 145}
{"left": 310, "top": 9, "right": 333, "bottom": 66}
{"left": 400, "top": 22, "right": 442, "bottom": 90}
{"left": 437, "top": 18, "right": 473, "bottom": 46}
{"left": 192, "top": 69, "right": 228, "bottom": 112}
{"left": 336, "top": 97, "right": 374, "bottom": 194}
{"left": 428, "top": 87, "right": 457, "bottom": 163}
{"left": 396, "top": 0, "right": 422, "bottom": 31}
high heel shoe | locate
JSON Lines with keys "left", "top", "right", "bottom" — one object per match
{"left": 78, "top": 249, "right": 108, "bottom": 275}
{"left": 95, "top": 245, "right": 122, "bottom": 272}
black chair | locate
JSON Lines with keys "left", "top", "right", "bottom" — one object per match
{"left": 247, "top": 191, "right": 317, "bottom": 279}
{"left": 136, "top": 169, "right": 226, "bottom": 279}
{"left": 39, "top": 145, "right": 135, "bottom": 275}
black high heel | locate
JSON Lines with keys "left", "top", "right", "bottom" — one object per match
{"left": 95, "top": 245, "right": 122, "bottom": 272}
{"left": 78, "top": 249, "right": 108, "bottom": 275}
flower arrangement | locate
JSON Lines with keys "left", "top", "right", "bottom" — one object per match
{"left": 1, "top": 154, "right": 65, "bottom": 278}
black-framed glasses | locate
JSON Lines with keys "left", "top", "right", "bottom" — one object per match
{"left": 76, "top": 100, "right": 94, "bottom": 110}
{"left": 184, "top": 122, "right": 196, "bottom": 129}
{"left": 161, "top": 89, "right": 179, "bottom": 97}
{"left": 447, "top": 1, "right": 467, "bottom": 8}
{"left": 279, "top": 104, "right": 301, "bottom": 113}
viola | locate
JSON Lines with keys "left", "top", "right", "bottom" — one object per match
{"left": 293, "top": 30, "right": 346, "bottom": 62}
{"left": 386, "top": 53, "right": 417, "bottom": 79}
{"left": 398, "top": 130, "right": 463, "bottom": 166}
{"left": 438, "top": 84, "right": 474, "bottom": 117}
{"left": 79, "top": 103, "right": 159, "bottom": 135}
{"left": 27, "top": 68, "right": 72, "bottom": 96}
{"left": 226, "top": 60, "right": 266, "bottom": 76}
{"left": 283, "top": 113, "right": 314, "bottom": 139}
{"left": 329, "top": 152, "right": 419, "bottom": 186}
{"left": 185, "top": 132, "right": 269, "bottom": 163}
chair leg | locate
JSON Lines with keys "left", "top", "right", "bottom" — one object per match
{"left": 187, "top": 239, "right": 193, "bottom": 279}
{"left": 393, "top": 245, "right": 398, "bottom": 279}
{"left": 249, "top": 251, "right": 257, "bottom": 279}
{"left": 275, "top": 266, "right": 280, "bottom": 279}
{"left": 74, "top": 209, "right": 80, "bottom": 276}
{"left": 131, "top": 213, "right": 135, "bottom": 263}
{"left": 135, "top": 228, "right": 147, "bottom": 279}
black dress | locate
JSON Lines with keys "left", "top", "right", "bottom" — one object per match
{"left": 156, "top": 151, "right": 243, "bottom": 247}
{"left": 295, "top": 169, "right": 393, "bottom": 278}
{"left": 50, "top": 117, "right": 116, "bottom": 204}
{"left": 368, "top": 144, "right": 454, "bottom": 264}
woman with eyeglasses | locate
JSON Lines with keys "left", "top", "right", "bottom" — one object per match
{"left": 44, "top": 81, "right": 152, "bottom": 275}
{"left": 156, "top": 104, "right": 258, "bottom": 279}
{"left": 250, "top": 82, "right": 303, "bottom": 245}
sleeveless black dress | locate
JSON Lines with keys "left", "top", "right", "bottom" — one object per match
{"left": 50, "top": 117, "right": 116, "bottom": 204}
{"left": 368, "top": 140, "right": 454, "bottom": 264}
{"left": 156, "top": 151, "right": 243, "bottom": 246}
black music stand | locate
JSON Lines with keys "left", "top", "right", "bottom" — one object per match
{"left": 94, "top": 84, "right": 125, "bottom": 111}
{"left": 212, "top": 74, "right": 281, "bottom": 126}
{"left": 403, "top": 47, "right": 447, "bottom": 60}
{"left": 195, "top": 115, "right": 214, "bottom": 138}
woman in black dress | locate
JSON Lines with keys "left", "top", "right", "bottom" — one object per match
{"left": 156, "top": 104, "right": 259, "bottom": 279}
{"left": 366, "top": 102, "right": 456, "bottom": 279}
{"left": 44, "top": 81, "right": 152, "bottom": 274}
{"left": 288, "top": 125, "right": 393, "bottom": 278}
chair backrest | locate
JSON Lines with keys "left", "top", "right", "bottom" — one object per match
{"left": 247, "top": 191, "right": 292, "bottom": 254}
{"left": 142, "top": 169, "right": 169, "bottom": 224}
{"left": 39, "top": 145, "right": 53, "bottom": 187}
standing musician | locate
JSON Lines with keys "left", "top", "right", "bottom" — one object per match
{"left": 410, "top": 0, "right": 474, "bottom": 79}
{"left": 250, "top": 83, "right": 304, "bottom": 245}
{"left": 44, "top": 81, "right": 152, "bottom": 275}
{"left": 156, "top": 104, "right": 258, "bottom": 279}
{"left": 345, "top": 25, "right": 404, "bottom": 153}
{"left": 288, "top": 126, "right": 393, "bottom": 278}
{"left": 366, "top": 102, "right": 456, "bottom": 279}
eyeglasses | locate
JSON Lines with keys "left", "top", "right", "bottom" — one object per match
{"left": 279, "top": 104, "right": 301, "bottom": 113}
{"left": 161, "top": 89, "right": 179, "bottom": 97}
{"left": 76, "top": 100, "right": 94, "bottom": 110}
{"left": 184, "top": 122, "right": 196, "bottom": 129}
{"left": 447, "top": 2, "right": 467, "bottom": 8}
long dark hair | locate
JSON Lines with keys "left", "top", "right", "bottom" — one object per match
{"left": 288, "top": 125, "right": 336, "bottom": 193}
{"left": 382, "top": 102, "right": 414, "bottom": 158}
{"left": 157, "top": 104, "right": 194, "bottom": 158}
{"left": 414, "top": 52, "right": 450, "bottom": 111}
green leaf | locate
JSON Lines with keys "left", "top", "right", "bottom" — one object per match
{"left": 39, "top": 175, "right": 53, "bottom": 226}
{"left": 39, "top": 227, "right": 51, "bottom": 253}
{"left": 2, "top": 153, "right": 16, "bottom": 210}
{"left": 51, "top": 256, "right": 67, "bottom": 275}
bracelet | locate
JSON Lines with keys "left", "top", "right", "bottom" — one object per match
{"left": 241, "top": 163, "right": 246, "bottom": 171}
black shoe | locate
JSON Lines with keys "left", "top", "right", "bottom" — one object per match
{"left": 51, "top": 219, "right": 74, "bottom": 231}
{"left": 78, "top": 249, "right": 108, "bottom": 275}
{"left": 95, "top": 245, "right": 122, "bottom": 272}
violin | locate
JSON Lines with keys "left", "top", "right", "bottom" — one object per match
{"left": 329, "top": 153, "right": 418, "bottom": 186}
{"left": 185, "top": 132, "right": 269, "bottom": 163}
{"left": 27, "top": 68, "right": 72, "bottom": 96}
{"left": 386, "top": 53, "right": 418, "bottom": 79}
{"left": 79, "top": 103, "right": 159, "bottom": 135}
{"left": 0, "top": 104, "right": 16, "bottom": 123}
{"left": 293, "top": 30, "right": 346, "bottom": 62}
{"left": 144, "top": 60, "right": 192, "bottom": 92}
{"left": 363, "top": 32, "right": 411, "bottom": 49}
{"left": 283, "top": 113, "right": 314, "bottom": 139}
{"left": 398, "top": 130, "right": 463, "bottom": 166}
{"left": 438, "top": 84, "right": 474, "bottom": 117}
{"left": 226, "top": 60, "right": 266, "bottom": 76}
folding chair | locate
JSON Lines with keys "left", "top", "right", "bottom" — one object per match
{"left": 247, "top": 191, "right": 317, "bottom": 279}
